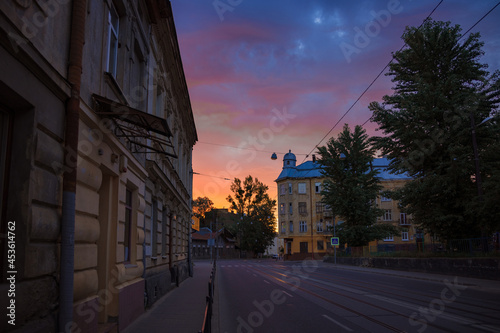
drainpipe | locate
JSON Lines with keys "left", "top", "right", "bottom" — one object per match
{"left": 59, "top": 1, "right": 87, "bottom": 332}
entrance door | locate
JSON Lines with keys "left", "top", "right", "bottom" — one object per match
{"left": 97, "top": 171, "right": 119, "bottom": 323}
{"left": 300, "top": 242, "right": 308, "bottom": 253}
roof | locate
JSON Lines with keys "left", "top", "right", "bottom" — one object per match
{"left": 276, "top": 157, "right": 411, "bottom": 182}
{"left": 192, "top": 227, "right": 236, "bottom": 242}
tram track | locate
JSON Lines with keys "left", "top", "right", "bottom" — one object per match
{"left": 248, "top": 263, "right": 499, "bottom": 332}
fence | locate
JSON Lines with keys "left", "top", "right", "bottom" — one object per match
{"left": 199, "top": 260, "right": 216, "bottom": 333}
{"left": 336, "top": 237, "right": 497, "bottom": 257}
{"left": 448, "top": 237, "right": 496, "bottom": 254}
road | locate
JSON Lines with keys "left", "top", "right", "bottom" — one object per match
{"left": 214, "top": 259, "right": 500, "bottom": 333}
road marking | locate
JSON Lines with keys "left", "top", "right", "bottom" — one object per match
{"left": 322, "top": 314, "right": 353, "bottom": 331}
{"left": 264, "top": 280, "right": 270, "bottom": 284}
{"left": 471, "top": 324, "right": 500, "bottom": 333}
{"left": 282, "top": 291, "right": 293, "bottom": 298}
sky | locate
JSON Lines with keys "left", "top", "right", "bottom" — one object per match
{"left": 170, "top": 0, "right": 500, "bottom": 209}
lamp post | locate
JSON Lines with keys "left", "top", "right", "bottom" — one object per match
{"left": 470, "top": 114, "right": 493, "bottom": 252}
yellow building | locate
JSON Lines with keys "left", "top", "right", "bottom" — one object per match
{"left": 276, "top": 151, "right": 419, "bottom": 260}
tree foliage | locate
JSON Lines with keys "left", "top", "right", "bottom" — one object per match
{"left": 192, "top": 196, "right": 214, "bottom": 226}
{"left": 317, "top": 124, "right": 398, "bottom": 247}
{"left": 369, "top": 19, "right": 500, "bottom": 242}
{"left": 226, "top": 176, "right": 277, "bottom": 254}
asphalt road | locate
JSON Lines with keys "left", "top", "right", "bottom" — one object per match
{"left": 214, "top": 259, "right": 500, "bottom": 333}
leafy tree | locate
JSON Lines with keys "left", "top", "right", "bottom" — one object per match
{"left": 317, "top": 124, "right": 399, "bottom": 247}
{"left": 226, "top": 176, "right": 277, "bottom": 254}
{"left": 192, "top": 196, "right": 214, "bottom": 227}
{"left": 369, "top": 19, "right": 500, "bottom": 242}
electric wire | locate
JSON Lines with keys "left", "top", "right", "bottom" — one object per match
{"left": 359, "top": 1, "right": 500, "bottom": 129}
{"left": 300, "top": 0, "right": 445, "bottom": 164}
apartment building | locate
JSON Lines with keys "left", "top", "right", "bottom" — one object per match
{"left": 275, "top": 151, "right": 413, "bottom": 260}
{"left": 0, "top": 1, "right": 196, "bottom": 332}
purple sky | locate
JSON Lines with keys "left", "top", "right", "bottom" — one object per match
{"left": 170, "top": 0, "right": 500, "bottom": 208}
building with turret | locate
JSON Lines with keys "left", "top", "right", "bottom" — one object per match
{"left": 275, "top": 151, "right": 417, "bottom": 260}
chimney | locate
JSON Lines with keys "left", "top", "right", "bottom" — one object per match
{"left": 312, "top": 154, "right": 316, "bottom": 162}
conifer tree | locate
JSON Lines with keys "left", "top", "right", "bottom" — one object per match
{"left": 317, "top": 124, "right": 398, "bottom": 247}
{"left": 369, "top": 19, "right": 500, "bottom": 242}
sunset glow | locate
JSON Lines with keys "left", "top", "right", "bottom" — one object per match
{"left": 171, "top": 0, "right": 500, "bottom": 209}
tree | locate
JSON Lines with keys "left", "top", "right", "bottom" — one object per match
{"left": 226, "top": 176, "right": 277, "bottom": 254}
{"left": 369, "top": 19, "right": 500, "bottom": 242}
{"left": 317, "top": 124, "right": 399, "bottom": 247}
{"left": 192, "top": 196, "right": 214, "bottom": 228}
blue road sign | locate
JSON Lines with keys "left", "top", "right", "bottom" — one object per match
{"left": 331, "top": 237, "right": 339, "bottom": 246}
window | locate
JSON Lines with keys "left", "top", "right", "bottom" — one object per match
{"left": 380, "top": 192, "right": 391, "bottom": 202}
{"left": 299, "top": 221, "right": 307, "bottom": 233}
{"left": 401, "top": 228, "right": 409, "bottom": 241}
{"left": 325, "top": 220, "right": 333, "bottom": 231}
{"left": 383, "top": 209, "right": 392, "bottom": 221}
{"left": 289, "top": 203, "right": 293, "bottom": 215}
{"left": 124, "top": 189, "right": 133, "bottom": 262}
{"left": 155, "top": 86, "right": 165, "bottom": 117}
{"left": 400, "top": 213, "right": 409, "bottom": 225}
{"left": 107, "top": 3, "right": 119, "bottom": 77}
{"left": 288, "top": 183, "right": 292, "bottom": 194}
{"left": 279, "top": 203, "right": 285, "bottom": 214}
{"left": 298, "top": 182, "right": 306, "bottom": 194}
{"left": 280, "top": 184, "right": 286, "bottom": 195}
{"left": 316, "top": 220, "right": 323, "bottom": 232}
{"left": 316, "top": 202, "right": 323, "bottom": 213}
{"left": 151, "top": 199, "right": 157, "bottom": 257}
{"left": 383, "top": 235, "right": 394, "bottom": 242}
{"left": 162, "top": 207, "right": 167, "bottom": 256}
{"left": 289, "top": 221, "right": 294, "bottom": 232}
{"left": 281, "top": 221, "right": 286, "bottom": 233}
{"left": 317, "top": 240, "right": 324, "bottom": 251}
{"left": 315, "top": 182, "right": 321, "bottom": 193}
{"left": 298, "top": 202, "right": 307, "bottom": 214}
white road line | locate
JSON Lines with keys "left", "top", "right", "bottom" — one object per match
{"left": 282, "top": 291, "right": 293, "bottom": 298}
{"left": 264, "top": 280, "right": 270, "bottom": 284}
{"left": 322, "top": 314, "right": 353, "bottom": 332}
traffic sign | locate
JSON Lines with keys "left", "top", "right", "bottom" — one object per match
{"left": 331, "top": 237, "right": 339, "bottom": 246}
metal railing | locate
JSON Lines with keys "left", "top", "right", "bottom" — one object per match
{"left": 199, "top": 260, "right": 216, "bottom": 333}
{"left": 448, "top": 237, "right": 494, "bottom": 254}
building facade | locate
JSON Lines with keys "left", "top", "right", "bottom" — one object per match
{"left": 275, "top": 151, "right": 415, "bottom": 260}
{"left": 0, "top": 1, "right": 196, "bottom": 332}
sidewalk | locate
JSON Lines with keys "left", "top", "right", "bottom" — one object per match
{"left": 122, "top": 260, "right": 214, "bottom": 333}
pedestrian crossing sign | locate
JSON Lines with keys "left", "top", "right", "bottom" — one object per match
{"left": 331, "top": 237, "right": 339, "bottom": 246}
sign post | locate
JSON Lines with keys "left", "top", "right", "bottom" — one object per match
{"left": 331, "top": 236, "right": 339, "bottom": 265}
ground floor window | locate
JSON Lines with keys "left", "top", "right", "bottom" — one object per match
{"left": 124, "top": 188, "right": 133, "bottom": 262}
{"left": 401, "top": 228, "right": 409, "bottom": 241}
{"left": 317, "top": 240, "right": 324, "bottom": 251}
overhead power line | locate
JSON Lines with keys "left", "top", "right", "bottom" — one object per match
{"left": 300, "top": 0, "right": 445, "bottom": 164}
{"left": 359, "top": 0, "right": 500, "bottom": 128}
{"left": 192, "top": 171, "right": 231, "bottom": 181}
{"left": 197, "top": 141, "right": 308, "bottom": 156}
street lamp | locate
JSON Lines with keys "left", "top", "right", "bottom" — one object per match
{"left": 470, "top": 114, "right": 494, "bottom": 252}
